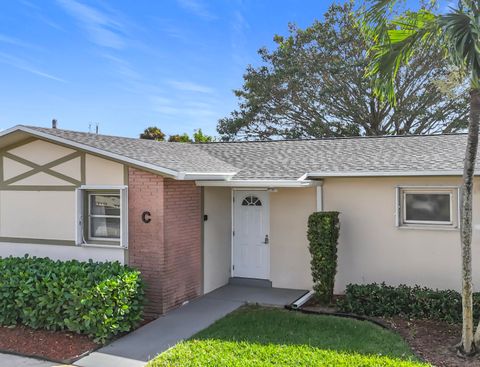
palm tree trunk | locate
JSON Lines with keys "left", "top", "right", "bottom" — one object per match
{"left": 461, "top": 88, "right": 480, "bottom": 354}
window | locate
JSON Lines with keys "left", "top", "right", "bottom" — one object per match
{"left": 88, "top": 193, "right": 121, "bottom": 240}
{"left": 75, "top": 186, "right": 128, "bottom": 247}
{"left": 242, "top": 195, "right": 262, "bottom": 206}
{"left": 397, "top": 187, "right": 458, "bottom": 228}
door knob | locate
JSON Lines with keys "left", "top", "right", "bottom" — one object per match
{"left": 264, "top": 235, "right": 269, "bottom": 244}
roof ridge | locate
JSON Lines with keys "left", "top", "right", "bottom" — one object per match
{"left": 23, "top": 125, "right": 468, "bottom": 145}
{"left": 195, "top": 132, "right": 468, "bottom": 145}
{"left": 22, "top": 125, "right": 193, "bottom": 145}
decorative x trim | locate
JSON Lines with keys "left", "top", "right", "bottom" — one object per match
{"left": 2, "top": 152, "right": 82, "bottom": 186}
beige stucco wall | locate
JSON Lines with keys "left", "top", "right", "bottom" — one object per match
{"left": 322, "top": 176, "right": 479, "bottom": 293}
{"left": 0, "top": 242, "right": 125, "bottom": 263}
{"left": 0, "top": 138, "right": 127, "bottom": 263}
{"left": 0, "top": 191, "right": 76, "bottom": 240}
{"left": 85, "top": 154, "right": 124, "bottom": 185}
{"left": 270, "top": 187, "right": 316, "bottom": 290}
{"left": 203, "top": 187, "right": 231, "bottom": 293}
{"left": 8, "top": 139, "right": 75, "bottom": 165}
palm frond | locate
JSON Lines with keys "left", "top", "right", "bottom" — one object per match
{"left": 366, "top": 9, "right": 439, "bottom": 103}
{"left": 439, "top": 9, "right": 480, "bottom": 86}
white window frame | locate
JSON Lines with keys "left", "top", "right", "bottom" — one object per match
{"left": 88, "top": 192, "right": 122, "bottom": 242}
{"left": 75, "top": 185, "right": 128, "bottom": 247}
{"left": 396, "top": 186, "right": 459, "bottom": 229}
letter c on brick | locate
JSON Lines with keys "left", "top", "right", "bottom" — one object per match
{"left": 142, "top": 211, "right": 151, "bottom": 223}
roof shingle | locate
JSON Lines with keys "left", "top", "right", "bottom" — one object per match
{"left": 23, "top": 126, "right": 238, "bottom": 175}
{"left": 14, "top": 126, "right": 477, "bottom": 180}
{"left": 196, "top": 134, "right": 474, "bottom": 180}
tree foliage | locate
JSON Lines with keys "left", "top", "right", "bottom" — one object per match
{"left": 193, "top": 128, "right": 213, "bottom": 142}
{"left": 140, "top": 127, "right": 214, "bottom": 143}
{"left": 217, "top": 1, "right": 469, "bottom": 140}
{"left": 140, "top": 126, "right": 166, "bottom": 141}
{"left": 168, "top": 133, "right": 191, "bottom": 142}
{"left": 364, "top": 0, "right": 480, "bottom": 355}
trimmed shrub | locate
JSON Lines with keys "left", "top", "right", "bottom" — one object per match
{"left": 307, "top": 211, "right": 340, "bottom": 304}
{"left": 337, "top": 283, "right": 480, "bottom": 323}
{"left": 0, "top": 256, "right": 145, "bottom": 343}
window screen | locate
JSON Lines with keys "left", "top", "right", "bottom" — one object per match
{"left": 404, "top": 192, "right": 451, "bottom": 223}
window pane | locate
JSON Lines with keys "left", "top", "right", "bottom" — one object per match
{"left": 241, "top": 195, "right": 262, "bottom": 206}
{"left": 90, "top": 195, "right": 120, "bottom": 216}
{"left": 405, "top": 193, "right": 451, "bottom": 222}
{"left": 90, "top": 217, "right": 120, "bottom": 239}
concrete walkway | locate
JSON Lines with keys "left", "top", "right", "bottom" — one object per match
{"left": 74, "top": 285, "right": 306, "bottom": 367}
{"left": 0, "top": 353, "right": 65, "bottom": 367}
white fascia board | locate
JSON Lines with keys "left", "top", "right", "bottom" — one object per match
{"left": 3, "top": 126, "right": 180, "bottom": 178}
{"left": 195, "top": 179, "right": 320, "bottom": 187}
{"left": 307, "top": 170, "right": 467, "bottom": 178}
{"left": 80, "top": 185, "right": 128, "bottom": 190}
{"left": 177, "top": 172, "right": 237, "bottom": 181}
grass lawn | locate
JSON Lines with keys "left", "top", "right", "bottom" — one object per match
{"left": 148, "top": 306, "right": 430, "bottom": 367}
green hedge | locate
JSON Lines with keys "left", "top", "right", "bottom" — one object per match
{"left": 307, "top": 211, "right": 340, "bottom": 304}
{"left": 0, "top": 256, "right": 145, "bottom": 343}
{"left": 337, "top": 283, "right": 480, "bottom": 323}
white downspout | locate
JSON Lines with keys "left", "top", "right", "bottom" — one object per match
{"left": 316, "top": 184, "right": 323, "bottom": 211}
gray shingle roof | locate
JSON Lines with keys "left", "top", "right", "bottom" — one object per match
{"left": 11, "top": 126, "right": 476, "bottom": 180}
{"left": 196, "top": 134, "right": 474, "bottom": 180}
{"left": 22, "top": 126, "right": 238, "bottom": 175}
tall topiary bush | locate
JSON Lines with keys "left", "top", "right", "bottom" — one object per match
{"left": 307, "top": 211, "right": 340, "bottom": 304}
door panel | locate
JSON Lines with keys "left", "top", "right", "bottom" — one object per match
{"left": 233, "top": 191, "right": 269, "bottom": 279}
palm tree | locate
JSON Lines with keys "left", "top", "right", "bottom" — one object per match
{"left": 364, "top": 0, "right": 480, "bottom": 355}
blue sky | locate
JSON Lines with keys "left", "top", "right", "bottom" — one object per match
{"left": 0, "top": 0, "right": 449, "bottom": 138}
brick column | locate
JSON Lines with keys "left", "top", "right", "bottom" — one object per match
{"left": 127, "top": 168, "right": 202, "bottom": 315}
{"left": 163, "top": 179, "right": 202, "bottom": 312}
{"left": 128, "top": 168, "right": 165, "bottom": 314}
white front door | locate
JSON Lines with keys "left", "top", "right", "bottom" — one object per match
{"left": 233, "top": 190, "right": 270, "bottom": 279}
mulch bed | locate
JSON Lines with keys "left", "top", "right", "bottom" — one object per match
{"left": 300, "top": 300, "right": 480, "bottom": 367}
{"left": 0, "top": 325, "right": 99, "bottom": 363}
{"left": 0, "top": 316, "right": 156, "bottom": 363}
{"left": 384, "top": 317, "right": 480, "bottom": 367}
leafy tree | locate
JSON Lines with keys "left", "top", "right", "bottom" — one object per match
{"left": 193, "top": 128, "right": 213, "bottom": 143}
{"left": 217, "top": 1, "right": 468, "bottom": 140}
{"left": 139, "top": 126, "right": 166, "bottom": 141}
{"left": 365, "top": 0, "right": 480, "bottom": 355}
{"left": 140, "top": 128, "right": 214, "bottom": 143}
{"left": 168, "top": 133, "right": 191, "bottom": 142}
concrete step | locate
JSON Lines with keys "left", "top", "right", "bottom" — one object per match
{"left": 228, "top": 277, "right": 272, "bottom": 288}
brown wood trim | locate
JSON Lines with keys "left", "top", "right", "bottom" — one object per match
{"left": 3, "top": 152, "right": 81, "bottom": 186}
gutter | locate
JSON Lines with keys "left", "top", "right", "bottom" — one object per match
{"left": 195, "top": 179, "right": 322, "bottom": 188}
{"left": 306, "top": 170, "right": 467, "bottom": 178}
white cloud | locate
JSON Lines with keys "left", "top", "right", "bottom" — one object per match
{"left": 149, "top": 95, "right": 218, "bottom": 118}
{"left": 101, "top": 54, "right": 141, "bottom": 80}
{"left": 0, "top": 34, "right": 36, "bottom": 48}
{"left": 168, "top": 80, "right": 214, "bottom": 94}
{"left": 230, "top": 8, "right": 249, "bottom": 68}
{"left": 56, "top": 0, "right": 126, "bottom": 49}
{"left": 0, "top": 52, "right": 66, "bottom": 82}
{"left": 177, "top": 0, "right": 216, "bottom": 20}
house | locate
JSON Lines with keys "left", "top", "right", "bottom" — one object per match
{"left": 0, "top": 124, "right": 478, "bottom": 314}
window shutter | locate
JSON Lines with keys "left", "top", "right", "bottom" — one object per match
{"left": 75, "top": 188, "right": 84, "bottom": 245}
{"left": 120, "top": 187, "right": 129, "bottom": 248}
{"left": 395, "top": 187, "right": 400, "bottom": 227}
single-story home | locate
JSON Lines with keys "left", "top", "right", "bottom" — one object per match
{"left": 0, "top": 124, "right": 477, "bottom": 314}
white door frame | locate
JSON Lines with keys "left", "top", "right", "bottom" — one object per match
{"left": 231, "top": 188, "right": 270, "bottom": 279}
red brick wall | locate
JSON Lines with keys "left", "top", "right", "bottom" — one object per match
{"left": 127, "top": 168, "right": 202, "bottom": 315}
{"left": 128, "top": 168, "right": 165, "bottom": 314}
{"left": 163, "top": 179, "right": 202, "bottom": 312}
